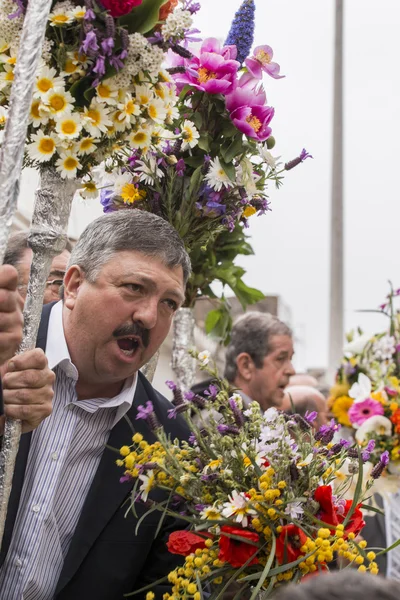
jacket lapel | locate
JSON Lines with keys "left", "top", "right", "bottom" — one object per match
{"left": 0, "top": 302, "right": 54, "bottom": 565}
{"left": 55, "top": 375, "right": 157, "bottom": 595}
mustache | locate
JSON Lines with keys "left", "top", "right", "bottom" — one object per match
{"left": 113, "top": 323, "right": 150, "bottom": 348}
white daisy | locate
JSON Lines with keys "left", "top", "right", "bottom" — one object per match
{"left": 55, "top": 113, "right": 82, "bottom": 139}
{"left": 221, "top": 490, "right": 256, "bottom": 528}
{"left": 56, "top": 151, "right": 82, "bottom": 179}
{"left": 134, "top": 84, "right": 153, "bottom": 107}
{"left": 34, "top": 66, "right": 64, "bottom": 98}
{"left": 258, "top": 144, "right": 279, "bottom": 168}
{"left": 135, "top": 156, "right": 164, "bottom": 186}
{"left": 181, "top": 119, "right": 200, "bottom": 151}
{"left": 117, "top": 93, "right": 140, "bottom": 126}
{"left": 198, "top": 350, "right": 211, "bottom": 367}
{"left": 138, "top": 470, "right": 155, "bottom": 502}
{"left": 0, "top": 106, "right": 7, "bottom": 128}
{"left": 96, "top": 81, "right": 119, "bottom": 105}
{"left": 28, "top": 99, "right": 49, "bottom": 127}
{"left": 27, "top": 131, "right": 57, "bottom": 163}
{"left": 79, "top": 180, "right": 98, "bottom": 199}
{"left": 0, "top": 64, "right": 14, "bottom": 90}
{"left": 0, "top": 53, "right": 16, "bottom": 67}
{"left": 71, "top": 5, "right": 86, "bottom": 20}
{"left": 42, "top": 87, "right": 74, "bottom": 116}
{"left": 129, "top": 128, "right": 152, "bottom": 149}
{"left": 83, "top": 101, "right": 112, "bottom": 136}
{"left": 77, "top": 136, "right": 97, "bottom": 155}
{"left": 147, "top": 98, "right": 167, "bottom": 124}
{"left": 204, "top": 157, "right": 233, "bottom": 191}
{"left": 165, "top": 103, "right": 179, "bottom": 124}
{"left": 48, "top": 7, "right": 74, "bottom": 27}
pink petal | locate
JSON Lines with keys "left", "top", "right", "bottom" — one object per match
{"left": 245, "top": 57, "right": 263, "bottom": 79}
{"left": 201, "top": 37, "right": 221, "bottom": 54}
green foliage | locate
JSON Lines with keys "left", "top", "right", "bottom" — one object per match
{"left": 119, "top": 0, "right": 168, "bottom": 33}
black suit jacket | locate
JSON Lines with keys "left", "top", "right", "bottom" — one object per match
{"left": 0, "top": 302, "right": 189, "bottom": 599}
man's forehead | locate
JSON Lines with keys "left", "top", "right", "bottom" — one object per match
{"left": 269, "top": 334, "right": 294, "bottom": 352}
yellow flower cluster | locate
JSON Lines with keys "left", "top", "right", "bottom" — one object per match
{"left": 164, "top": 544, "right": 220, "bottom": 600}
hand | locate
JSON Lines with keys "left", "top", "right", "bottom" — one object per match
{"left": 0, "top": 265, "right": 23, "bottom": 365}
{"left": 1, "top": 349, "right": 55, "bottom": 434}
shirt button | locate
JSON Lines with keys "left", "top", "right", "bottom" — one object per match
{"left": 32, "top": 504, "right": 40, "bottom": 513}
{"left": 15, "top": 557, "right": 22, "bottom": 568}
{"left": 51, "top": 452, "right": 58, "bottom": 461}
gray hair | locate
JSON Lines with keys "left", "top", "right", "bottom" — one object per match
{"left": 224, "top": 311, "right": 292, "bottom": 382}
{"left": 4, "top": 231, "right": 72, "bottom": 268}
{"left": 68, "top": 209, "right": 191, "bottom": 285}
{"left": 272, "top": 571, "right": 397, "bottom": 600}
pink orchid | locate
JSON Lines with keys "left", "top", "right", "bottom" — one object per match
{"left": 245, "top": 45, "right": 284, "bottom": 80}
{"left": 225, "top": 84, "right": 274, "bottom": 142}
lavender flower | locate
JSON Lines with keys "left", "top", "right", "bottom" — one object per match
{"left": 225, "top": 0, "right": 256, "bottom": 65}
{"left": 314, "top": 419, "right": 340, "bottom": 444}
{"left": 285, "top": 149, "right": 313, "bottom": 171}
{"left": 361, "top": 439, "right": 376, "bottom": 462}
{"left": 371, "top": 451, "right": 390, "bottom": 479}
{"left": 217, "top": 424, "right": 240, "bottom": 436}
{"left": 176, "top": 159, "right": 186, "bottom": 177}
{"left": 185, "top": 391, "right": 206, "bottom": 409}
{"left": 167, "top": 403, "right": 190, "bottom": 419}
{"left": 136, "top": 401, "right": 161, "bottom": 430}
{"left": 81, "top": 30, "right": 99, "bottom": 55}
{"left": 228, "top": 397, "right": 245, "bottom": 428}
{"left": 305, "top": 410, "right": 318, "bottom": 423}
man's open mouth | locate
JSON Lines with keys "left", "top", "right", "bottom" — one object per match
{"left": 116, "top": 336, "right": 142, "bottom": 357}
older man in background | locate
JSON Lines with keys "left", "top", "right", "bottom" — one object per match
{"left": 224, "top": 311, "right": 295, "bottom": 411}
{"left": 4, "top": 232, "right": 72, "bottom": 304}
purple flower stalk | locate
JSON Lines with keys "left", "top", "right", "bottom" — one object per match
{"left": 224, "top": 0, "right": 255, "bottom": 65}
{"left": 285, "top": 149, "right": 313, "bottom": 171}
{"left": 136, "top": 401, "right": 160, "bottom": 430}
{"left": 81, "top": 30, "right": 99, "bottom": 55}
{"left": 371, "top": 451, "right": 390, "bottom": 479}
{"left": 228, "top": 397, "right": 245, "bottom": 428}
{"left": 305, "top": 410, "right": 318, "bottom": 423}
{"left": 217, "top": 424, "right": 240, "bottom": 435}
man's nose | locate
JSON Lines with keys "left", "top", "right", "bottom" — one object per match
{"left": 286, "top": 361, "right": 296, "bottom": 377}
{"left": 132, "top": 298, "right": 158, "bottom": 331}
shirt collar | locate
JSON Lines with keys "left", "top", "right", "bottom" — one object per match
{"left": 46, "top": 301, "right": 138, "bottom": 426}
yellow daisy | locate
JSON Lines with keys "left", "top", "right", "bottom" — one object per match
{"left": 129, "top": 129, "right": 151, "bottom": 149}
{"left": 48, "top": 8, "right": 74, "bottom": 27}
{"left": 243, "top": 206, "right": 257, "bottom": 218}
{"left": 55, "top": 113, "right": 82, "bottom": 139}
{"left": 79, "top": 180, "right": 98, "bottom": 199}
{"left": 34, "top": 66, "right": 64, "bottom": 98}
{"left": 29, "top": 99, "right": 49, "bottom": 127}
{"left": 121, "top": 183, "right": 146, "bottom": 205}
{"left": 44, "top": 87, "right": 74, "bottom": 116}
{"left": 331, "top": 395, "right": 354, "bottom": 427}
{"left": 27, "top": 131, "right": 57, "bottom": 163}
{"left": 56, "top": 152, "right": 82, "bottom": 179}
{"left": 77, "top": 137, "right": 96, "bottom": 155}
{"left": 96, "top": 82, "right": 118, "bottom": 105}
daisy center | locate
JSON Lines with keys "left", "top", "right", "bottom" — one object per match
{"left": 64, "top": 157, "right": 78, "bottom": 170}
{"left": 148, "top": 105, "right": 158, "bottom": 119}
{"left": 50, "top": 95, "right": 67, "bottom": 111}
{"left": 98, "top": 84, "right": 112, "bottom": 98}
{"left": 30, "top": 102, "right": 40, "bottom": 119}
{"left": 125, "top": 101, "right": 136, "bottom": 115}
{"left": 132, "top": 132, "right": 147, "bottom": 143}
{"left": 198, "top": 67, "right": 217, "bottom": 83}
{"left": 37, "top": 78, "right": 53, "bottom": 93}
{"left": 80, "top": 138, "right": 93, "bottom": 150}
{"left": 121, "top": 183, "right": 143, "bottom": 204}
{"left": 38, "top": 138, "right": 55, "bottom": 154}
{"left": 256, "top": 50, "right": 272, "bottom": 65}
{"left": 84, "top": 182, "right": 96, "bottom": 192}
{"left": 87, "top": 109, "right": 101, "bottom": 125}
{"left": 64, "top": 60, "right": 77, "bottom": 74}
{"left": 61, "top": 120, "right": 77, "bottom": 134}
{"left": 246, "top": 114, "right": 262, "bottom": 133}
{"left": 5, "top": 71, "right": 14, "bottom": 82}
{"left": 52, "top": 15, "right": 70, "bottom": 24}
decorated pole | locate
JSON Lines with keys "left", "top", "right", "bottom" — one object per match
{"left": 0, "top": 0, "right": 61, "bottom": 544}
{"left": 171, "top": 308, "right": 196, "bottom": 394}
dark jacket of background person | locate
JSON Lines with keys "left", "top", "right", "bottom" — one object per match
{"left": 0, "top": 302, "right": 189, "bottom": 600}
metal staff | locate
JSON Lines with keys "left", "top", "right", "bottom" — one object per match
{"left": 0, "top": 0, "right": 55, "bottom": 545}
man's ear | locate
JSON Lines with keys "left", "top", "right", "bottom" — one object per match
{"left": 63, "top": 265, "right": 85, "bottom": 310}
{"left": 235, "top": 352, "right": 256, "bottom": 381}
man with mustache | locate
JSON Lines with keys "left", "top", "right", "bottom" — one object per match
{"left": 0, "top": 210, "right": 191, "bottom": 600}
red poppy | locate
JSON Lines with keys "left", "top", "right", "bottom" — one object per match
{"left": 276, "top": 524, "right": 307, "bottom": 565}
{"left": 314, "top": 485, "right": 338, "bottom": 527}
{"left": 167, "top": 530, "right": 207, "bottom": 556}
{"left": 338, "top": 501, "right": 365, "bottom": 538}
{"left": 100, "top": 0, "right": 143, "bottom": 18}
{"left": 218, "top": 526, "right": 259, "bottom": 568}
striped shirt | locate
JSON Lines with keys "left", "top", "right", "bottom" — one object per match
{"left": 0, "top": 301, "right": 137, "bottom": 599}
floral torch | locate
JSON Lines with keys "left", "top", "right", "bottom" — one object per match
{"left": 0, "top": 0, "right": 72, "bottom": 546}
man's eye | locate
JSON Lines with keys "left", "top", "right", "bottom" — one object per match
{"left": 163, "top": 299, "right": 178, "bottom": 311}
{"left": 125, "top": 283, "right": 141, "bottom": 292}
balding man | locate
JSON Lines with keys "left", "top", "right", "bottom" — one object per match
{"left": 282, "top": 385, "right": 328, "bottom": 429}
{"left": 288, "top": 373, "right": 319, "bottom": 388}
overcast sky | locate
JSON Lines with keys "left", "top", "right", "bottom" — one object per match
{"left": 19, "top": 0, "right": 400, "bottom": 375}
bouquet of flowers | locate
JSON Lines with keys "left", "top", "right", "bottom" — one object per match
{"left": 0, "top": 0, "right": 196, "bottom": 184}
{"left": 329, "top": 285, "right": 400, "bottom": 481}
{"left": 117, "top": 355, "right": 387, "bottom": 599}
{"left": 96, "top": 0, "right": 311, "bottom": 319}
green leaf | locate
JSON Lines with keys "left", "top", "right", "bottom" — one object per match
{"left": 119, "top": 0, "right": 167, "bottom": 34}
{"left": 205, "top": 309, "right": 221, "bottom": 334}
{"left": 249, "top": 534, "right": 276, "bottom": 600}
{"left": 184, "top": 155, "right": 204, "bottom": 168}
{"left": 187, "top": 166, "right": 203, "bottom": 198}
{"left": 224, "top": 135, "right": 244, "bottom": 163}
{"left": 192, "top": 112, "right": 203, "bottom": 130}
{"left": 229, "top": 278, "right": 265, "bottom": 310}
{"left": 69, "top": 76, "right": 92, "bottom": 107}
{"left": 198, "top": 133, "right": 210, "bottom": 152}
{"left": 219, "top": 159, "right": 235, "bottom": 182}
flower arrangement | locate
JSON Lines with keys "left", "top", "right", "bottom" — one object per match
{"left": 0, "top": 0, "right": 197, "bottom": 183}
{"left": 117, "top": 355, "right": 388, "bottom": 599}
{"left": 329, "top": 285, "right": 400, "bottom": 480}
{"left": 96, "top": 0, "right": 311, "bottom": 317}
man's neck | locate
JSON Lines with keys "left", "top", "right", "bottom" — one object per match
{"left": 75, "top": 378, "right": 125, "bottom": 401}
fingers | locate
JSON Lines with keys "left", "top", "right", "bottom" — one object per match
{"left": 6, "top": 348, "right": 48, "bottom": 374}
{"left": 2, "top": 348, "right": 54, "bottom": 433}
{"left": 0, "top": 265, "right": 19, "bottom": 292}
